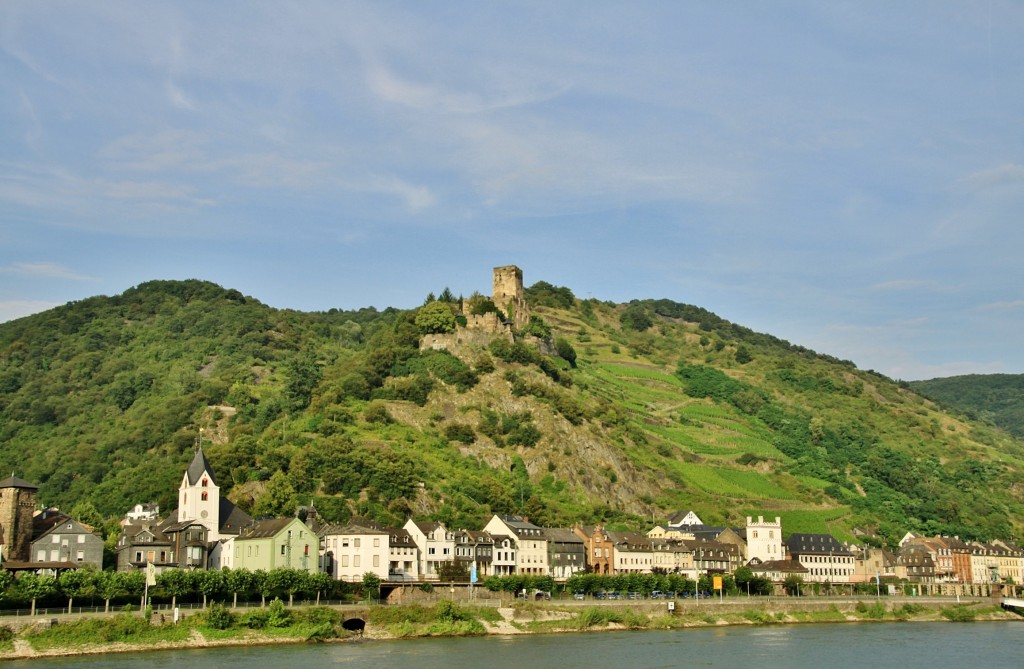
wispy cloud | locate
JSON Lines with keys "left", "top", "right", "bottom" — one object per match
{"left": 1, "top": 262, "right": 96, "bottom": 281}
{"left": 978, "top": 300, "right": 1024, "bottom": 312}
{"left": 956, "top": 163, "right": 1024, "bottom": 192}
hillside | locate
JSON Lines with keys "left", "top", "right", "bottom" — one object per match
{"left": 910, "top": 374, "right": 1024, "bottom": 440}
{"left": 1, "top": 277, "right": 1023, "bottom": 548}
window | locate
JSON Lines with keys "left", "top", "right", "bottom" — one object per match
{"left": 37, "top": 550, "right": 46, "bottom": 561}
{"left": 135, "top": 551, "right": 143, "bottom": 562}
{"left": 201, "top": 492, "right": 208, "bottom": 501}
{"left": 281, "top": 545, "right": 286, "bottom": 556}
{"left": 354, "top": 555, "right": 361, "bottom": 567}
{"left": 52, "top": 535, "right": 60, "bottom": 543}
{"left": 373, "top": 538, "right": 380, "bottom": 548}
{"left": 202, "top": 478, "right": 208, "bottom": 487}
{"left": 342, "top": 555, "right": 349, "bottom": 567}
{"left": 78, "top": 534, "right": 85, "bottom": 544}
{"left": 354, "top": 538, "right": 361, "bottom": 548}
{"left": 373, "top": 555, "right": 380, "bottom": 567}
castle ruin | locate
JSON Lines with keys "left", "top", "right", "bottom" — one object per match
{"left": 420, "top": 265, "right": 531, "bottom": 352}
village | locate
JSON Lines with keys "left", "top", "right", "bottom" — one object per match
{"left": 2, "top": 446, "right": 1022, "bottom": 603}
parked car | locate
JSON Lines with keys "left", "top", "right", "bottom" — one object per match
{"left": 650, "top": 590, "right": 664, "bottom": 599}
{"left": 574, "top": 592, "right": 586, "bottom": 600}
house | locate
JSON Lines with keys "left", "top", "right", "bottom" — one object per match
{"left": 651, "top": 539, "right": 694, "bottom": 575}
{"left": 388, "top": 527, "right": 421, "bottom": 581}
{"left": 116, "top": 519, "right": 177, "bottom": 572}
{"left": 968, "top": 542, "right": 998, "bottom": 584}
{"left": 30, "top": 509, "right": 103, "bottom": 570}
{"left": 684, "top": 538, "right": 740, "bottom": 575}
{"left": 896, "top": 544, "right": 935, "bottom": 584}
{"left": 490, "top": 534, "right": 517, "bottom": 576}
{"left": 609, "top": 531, "right": 654, "bottom": 574}
{"left": 667, "top": 510, "right": 704, "bottom": 528}
{"left": 646, "top": 525, "right": 695, "bottom": 541}
{"left": 575, "top": 525, "right": 615, "bottom": 575}
{"left": 454, "top": 530, "right": 495, "bottom": 579}
{"left": 785, "top": 533, "right": 855, "bottom": 583}
{"left": 849, "top": 545, "right": 897, "bottom": 584}
{"left": 748, "top": 558, "right": 809, "bottom": 587}
{"left": 320, "top": 522, "right": 390, "bottom": 582}
{"left": 404, "top": 519, "right": 455, "bottom": 580}
{"left": 123, "top": 503, "right": 160, "bottom": 525}
{"left": 545, "top": 528, "right": 586, "bottom": 580}
{"left": 484, "top": 515, "right": 549, "bottom": 576}
{"left": 230, "top": 516, "right": 318, "bottom": 573}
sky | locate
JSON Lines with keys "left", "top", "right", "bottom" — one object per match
{"left": 2, "top": 2, "right": 1023, "bottom": 381}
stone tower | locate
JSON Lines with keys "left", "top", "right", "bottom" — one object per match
{"left": 492, "top": 265, "right": 529, "bottom": 330}
{"left": 746, "top": 515, "right": 783, "bottom": 563}
{"left": 0, "top": 475, "right": 38, "bottom": 562}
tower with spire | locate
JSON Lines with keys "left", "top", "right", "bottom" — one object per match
{"left": 178, "top": 446, "right": 222, "bottom": 542}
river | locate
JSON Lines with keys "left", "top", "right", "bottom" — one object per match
{"left": 5, "top": 622, "right": 1022, "bottom": 669}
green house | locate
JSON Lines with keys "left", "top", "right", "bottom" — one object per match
{"left": 230, "top": 517, "right": 318, "bottom": 573}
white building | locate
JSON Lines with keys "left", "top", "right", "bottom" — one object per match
{"left": 320, "top": 523, "right": 390, "bottom": 582}
{"left": 745, "top": 516, "right": 783, "bottom": 563}
{"left": 404, "top": 519, "right": 455, "bottom": 580}
{"left": 484, "top": 515, "right": 550, "bottom": 576}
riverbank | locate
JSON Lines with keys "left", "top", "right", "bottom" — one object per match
{"left": 1, "top": 598, "right": 1020, "bottom": 661}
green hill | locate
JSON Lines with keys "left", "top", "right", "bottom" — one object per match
{"left": 910, "top": 374, "right": 1024, "bottom": 440}
{"left": 1, "top": 278, "right": 1022, "bottom": 548}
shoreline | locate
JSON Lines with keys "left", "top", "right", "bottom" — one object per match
{"left": 2, "top": 599, "right": 1021, "bottom": 661}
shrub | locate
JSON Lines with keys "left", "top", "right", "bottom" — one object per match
{"left": 444, "top": 423, "right": 476, "bottom": 444}
{"left": 267, "top": 598, "right": 292, "bottom": 628}
{"left": 941, "top": 606, "right": 977, "bottom": 622}
{"left": 203, "top": 603, "right": 235, "bottom": 630}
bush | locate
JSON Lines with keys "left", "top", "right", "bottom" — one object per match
{"left": 941, "top": 605, "right": 977, "bottom": 622}
{"left": 267, "top": 598, "right": 292, "bottom": 628}
{"left": 444, "top": 422, "right": 476, "bottom": 444}
{"left": 203, "top": 603, "right": 235, "bottom": 630}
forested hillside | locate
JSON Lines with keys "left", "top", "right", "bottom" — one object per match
{"left": 910, "top": 374, "right": 1024, "bottom": 440}
{"left": 1, "top": 278, "right": 1023, "bottom": 548}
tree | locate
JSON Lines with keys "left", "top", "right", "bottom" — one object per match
{"left": 157, "top": 569, "right": 196, "bottom": 610}
{"left": 414, "top": 301, "right": 457, "bottom": 334}
{"left": 197, "top": 569, "right": 225, "bottom": 608}
{"left": 224, "top": 567, "right": 253, "bottom": 608}
{"left": 620, "top": 304, "right": 653, "bottom": 332}
{"left": 555, "top": 337, "right": 577, "bottom": 367}
{"left": 95, "top": 570, "right": 127, "bottom": 613}
{"left": 58, "top": 568, "right": 97, "bottom": 613}
{"left": 436, "top": 561, "right": 468, "bottom": 583}
{"left": 17, "top": 573, "right": 57, "bottom": 616}
{"left": 784, "top": 574, "right": 804, "bottom": 596}
{"left": 252, "top": 470, "right": 298, "bottom": 518}
{"left": 362, "top": 572, "right": 382, "bottom": 602}
{"left": 308, "top": 571, "right": 333, "bottom": 605}
{"left": 251, "top": 569, "right": 274, "bottom": 607}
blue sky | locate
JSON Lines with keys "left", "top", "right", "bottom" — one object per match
{"left": 2, "top": 2, "right": 1022, "bottom": 381}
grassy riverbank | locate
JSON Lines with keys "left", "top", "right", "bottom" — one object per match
{"left": 1, "top": 598, "right": 1020, "bottom": 661}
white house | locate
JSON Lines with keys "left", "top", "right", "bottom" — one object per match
{"left": 320, "top": 523, "right": 390, "bottom": 582}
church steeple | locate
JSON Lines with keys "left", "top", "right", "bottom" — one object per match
{"left": 178, "top": 445, "right": 221, "bottom": 541}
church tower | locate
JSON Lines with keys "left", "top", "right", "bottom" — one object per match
{"left": 179, "top": 447, "right": 221, "bottom": 542}
{"left": 0, "top": 475, "right": 38, "bottom": 562}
